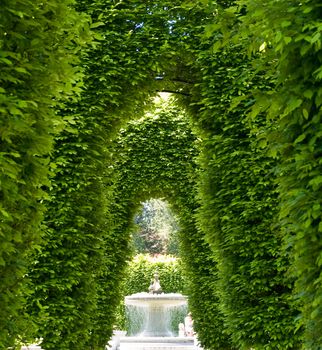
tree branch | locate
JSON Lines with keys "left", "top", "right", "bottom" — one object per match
{"left": 154, "top": 76, "right": 196, "bottom": 85}
{"left": 156, "top": 89, "right": 191, "bottom": 97}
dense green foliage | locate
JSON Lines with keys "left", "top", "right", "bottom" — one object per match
{"left": 233, "top": 1, "right": 322, "bottom": 348}
{"left": 23, "top": 1, "right": 207, "bottom": 347}
{"left": 191, "top": 4, "right": 301, "bottom": 348}
{"left": 123, "top": 254, "right": 186, "bottom": 295}
{"left": 178, "top": 206, "right": 233, "bottom": 350}
{"left": 27, "top": 111, "right": 112, "bottom": 349}
{"left": 24, "top": 1, "right": 174, "bottom": 348}
{"left": 195, "top": 54, "right": 299, "bottom": 348}
{"left": 202, "top": 0, "right": 322, "bottom": 347}
{"left": 110, "top": 102, "right": 230, "bottom": 349}
{"left": 0, "top": 0, "right": 91, "bottom": 347}
{"left": 1, "top": 0, "right": 322, "bottom": 349}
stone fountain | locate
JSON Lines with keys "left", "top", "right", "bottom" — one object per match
{"left": 125, "top": 272, "right": 187, "bottom": 337}
{"left": 119, "top": 272, "right": 195, "bottom": 350}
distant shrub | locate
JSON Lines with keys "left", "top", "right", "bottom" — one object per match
{"left": 124, "top": 254, "right": 187, "bottom": 295}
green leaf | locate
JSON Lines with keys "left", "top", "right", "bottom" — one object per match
{"left": 308, "top": 176, "right": 322, "bottom": 189}
{"left": 311, "top": 32, "right": 321, "bottom": 44}
{"left": 14, "top": 67, "right": 29, "bottom": 74}
{"left": 302, "top": 108, "right": 309, "bottom": 119}
{"left": 90, "top": 22, "right": 105, "bottom": 29}
{"left": 0, "top": 57, "right": 13, "bottom": 65}
{"left": 294, "top": 133, "right": 306, "bottom": 144}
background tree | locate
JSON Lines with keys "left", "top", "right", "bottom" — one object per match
{"left": 132, "top": 198, "right": 180, "bottom": 255}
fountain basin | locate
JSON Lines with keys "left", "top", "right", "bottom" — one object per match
{"left": 125, "top": 292, "right": 187, "bottom": 337}
{"left": 125, "top": 293, "right": 187, "bottom": 307}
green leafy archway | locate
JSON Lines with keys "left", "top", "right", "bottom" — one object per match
{"left": 1, "top": 0, "right": 322, "bottom": 349}
{"left": 99, "top": 101, "right": 231, "bottom": 350}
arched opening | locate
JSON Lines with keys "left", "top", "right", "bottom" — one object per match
{"left": 103, "top": 99, "right": 223, "bottom": 349}
{"left": 4, "top": 1, "right": 317, "bottom": 349}
{"left": 116, "top": 197, "right": 184, "bottom": 337}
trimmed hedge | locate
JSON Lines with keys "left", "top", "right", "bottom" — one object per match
{"left": 123, "top": 254, "right": 186, "bottom": 295}
{"left": 0, "top": 0, "right": 91, "bottom": 347}
{"left": 233, "top": 1, "right": 322, "bottom": 347}
{"left": 190, "top": 2, "right": 301, "bottom": 349}
{"left": 25, "top": 1, "right": 173, "bottom": 348}
{"left": 2, "top": 1, "right": 321, "bottom": 349}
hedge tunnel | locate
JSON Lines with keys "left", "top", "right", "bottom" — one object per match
{"left": 1, "top": 0, "right": 322, "bottom": 349}
{"left": 108, "top": 102, "right": 229, "bottom": 349}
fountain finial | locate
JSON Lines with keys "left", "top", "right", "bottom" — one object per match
{"left": 148, "top": 271, "right": 163, "bottom": 294}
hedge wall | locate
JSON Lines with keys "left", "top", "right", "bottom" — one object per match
{"left": 194, "top": 50, "right": 300, "bottom": 349}
{"left": 0, "top": 0, "right": 91, "bottom": 347}
{"left": 24, "top": 1, "right": 174, "bottom": 348}
{"left": 234, "top": 1, "right": 322, "bottom": 347}
{"left": 123, "top": 254, "right": 186, "bottom": 295}
{"left": 189, "top": 2, "right": 301, "bottom": 349}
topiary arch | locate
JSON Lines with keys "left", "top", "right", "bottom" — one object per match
{"left": 28, "top": 97, "right": 230, "bottom": 350}
{"left": 2, "top": 0, "right": 321, "bottom": 349}
{"left": 107, "top": 101, "right": 230, "bottom": 349}
{"left": 24, "top": 0, "right": 300, "bottom": 344}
